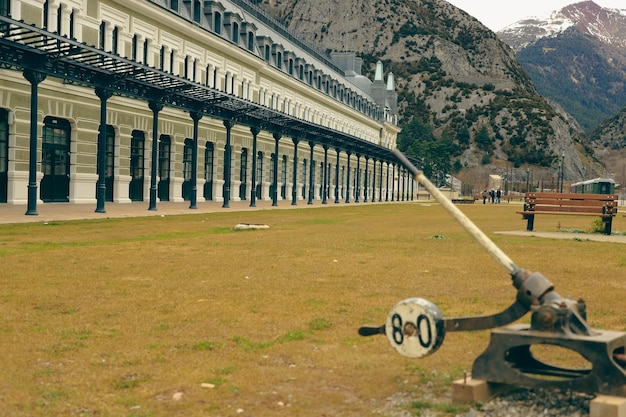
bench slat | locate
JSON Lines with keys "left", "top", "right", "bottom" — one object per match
{"left": 525, "top": 192, "right": 618, "bottom": 201}
{"left": 517, "top": 211, "right": 613, "bottom": 217}
{"left": 525, "top": 199, "right": 617, "bottom": 208}
{"left": 531, "top": 206, "right": 610, "bottom": 214}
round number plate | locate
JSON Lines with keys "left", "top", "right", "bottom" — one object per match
{"left": 385, "top": 298, "right": 445, "bottom": 358}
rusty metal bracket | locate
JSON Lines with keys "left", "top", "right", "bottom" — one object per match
{"left": 472, "top": 324, "right": 626, "bottom": 397}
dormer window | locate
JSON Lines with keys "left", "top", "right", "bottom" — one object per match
{"left": 271, "top": 44, "right": 285, "bottom": 70}
{"left": 247, "top": 32, "right": 254, "bottom": 51}
{"left": 232, "top": 22, "right": 239, "bottom": 44}
{"left": 242, "top": 22, "right": 257, "bottom": 52}
{"left": 224, "top": 12, "right": 243, "bottom": 44}
{"left": 214, "top": 12, "right": 221, "bottom": 34}
{"left": 193, "top": 0, "right": 201, "bottom": 23}
{"left": 171, "top": 0, "right": 178, "bottom": 12}
{"left": 204, "top": 1, "right": 225, "bottom": 35}
{"left": 257, "top": 36, "right": 274, "bottom": 62}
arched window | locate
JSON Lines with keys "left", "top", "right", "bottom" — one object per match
{"left": 56, "top": 3, "right": 61, "bottom": 34}
{"left": 256, "top": 151, "right": 263, "bottom": 199}
{"left": 301, "top": 159, "right": 307, "bottom": 199}
{"left": 158, "top": 135, "right": 171, "bottom": 201}
{"left": 204, "top": 142, "right": 214, "bottom": 200}
{"left": 269, "top": 152, "right": 275, "bottom": 195}
{"left": 43, "top": 0, "right": 49, "bottom": 28}
{"left": 183, "top": 139, "right": 193, "bottom": 182}
{"left": 318, "top": 161, "right": 324, "bottom": 198}
{"left": 99, "top": 21, "right": 105, "bottom": 49}
{"left": 69, "top": 9, "right": 75, "bottom": 39}
{"left": 281, "top": 155, "right": 287, "bottom": 199}
{"left": 239, "top": 148, "right": 248, "bottom": 200}
{"left": 182, "top": 138, "right": 193, "bottom": 201}
{"left": 96, "top": 125, "right": 115, "bottom": 202}
{"left": 0, "top": 108, "right": 8, "bottom": 203}
{"left": 112, "top": 26, "right": 119, "bottom": 55}
{"left": 41, "top": 117, "right": 71, "bottom": 202}
{"left": 129, "top": 130, "right": 145, "bottom": 201}
{"left": 143, "top": 38, "right": 149, "bottom": 65}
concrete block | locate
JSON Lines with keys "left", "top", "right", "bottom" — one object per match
{"left": 590, "top": 395, "right": 626, "bottom": 417}
{"left": 451, "top": 377, "right": 511, "bottom": 404}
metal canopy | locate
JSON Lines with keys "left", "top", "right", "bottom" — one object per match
{"left": 0, "top": 15, "right": 397, "bottom": 163}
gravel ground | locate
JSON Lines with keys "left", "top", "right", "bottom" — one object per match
{"left": 456, "top": 388, "right": 594, "bottom": 417}
{"left": 376, "top": 387, "right": 594, "bottom": 417}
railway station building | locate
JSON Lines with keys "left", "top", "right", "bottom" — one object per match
{"left": 0, "top": 0, "right": 408, "bottom": 215}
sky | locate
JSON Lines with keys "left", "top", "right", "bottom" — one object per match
{"left": 444, "top": 0, "right": 626, "bottom": 32}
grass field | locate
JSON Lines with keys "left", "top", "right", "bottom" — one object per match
{"left": 1, "top": 202, "right": 625, "bottom": 417}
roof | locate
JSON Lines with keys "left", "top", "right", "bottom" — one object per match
{"left": 0, "top": 15, "right": 401, "bottom": 163}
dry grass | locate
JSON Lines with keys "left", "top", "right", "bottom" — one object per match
{"left": 1, "top": 202, "right": 625, "bottom": 417}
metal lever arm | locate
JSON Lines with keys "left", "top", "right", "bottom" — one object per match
{"left": 393, "top": 149, "right": 521, "bottom": 277}
{"left": 444, "top": 300, "right": 529, "bottom": 332}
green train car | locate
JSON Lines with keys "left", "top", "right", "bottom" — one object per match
{"left": 570, "top": 178, "right": 615, "bottom": 194}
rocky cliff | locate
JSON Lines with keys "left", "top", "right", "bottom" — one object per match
{"left": 259, "top": 0, "right": 606, "bottom": 184}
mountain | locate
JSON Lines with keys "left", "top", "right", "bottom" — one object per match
{"left": 257, "top": 0, "right": 605, "bottom": 184}
{"left": 588, "top": 106, "right": 626, "bottom": 179}
{"left": 498, "top": 1, "right": 626, "bottom": 132}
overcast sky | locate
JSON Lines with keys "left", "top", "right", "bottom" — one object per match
{"left": 444, "top": 0, "right": 626, "bottom": 32}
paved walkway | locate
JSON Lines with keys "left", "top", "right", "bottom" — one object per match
{"left": 0, "top": 198, "right": 371, "bottom": 225}
{"left": 495, "top": 230, "right": 626, "bottom": 244}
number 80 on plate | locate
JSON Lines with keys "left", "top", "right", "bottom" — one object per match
{"left": 385, "top": 298, "right": 446, "bottom": 358}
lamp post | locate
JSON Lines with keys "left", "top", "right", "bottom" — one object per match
{"left": 526, "top": 168, "right": 530, "bottom": 193}
{"left": 560, "top": 152, "right": 565, "bottom": 193}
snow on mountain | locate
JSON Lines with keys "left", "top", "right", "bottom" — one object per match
{"left": 498, "top": 1, "right": 626, "bottom": 51}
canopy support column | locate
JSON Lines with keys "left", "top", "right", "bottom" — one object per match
{"left": 23, "top": 69, "right": 46, "bottom": 216}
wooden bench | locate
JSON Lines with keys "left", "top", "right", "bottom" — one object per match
{"left": 517, "top": 192, "right": 618, "bottom": 235}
